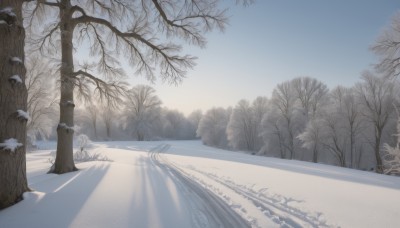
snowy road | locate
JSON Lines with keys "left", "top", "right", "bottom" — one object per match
{"left": 148, "top": 144, "right": 251, "bottom": 228}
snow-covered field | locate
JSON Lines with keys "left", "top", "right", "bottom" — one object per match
{"left": 1, "top": 140, "right": 400, "bottom": 228}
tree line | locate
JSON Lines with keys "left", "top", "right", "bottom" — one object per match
{"left": 197, "top": 75, "right": 399, "bottom": 174}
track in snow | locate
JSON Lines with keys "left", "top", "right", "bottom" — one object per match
{"left": 150, "top": 143, "right": 336, "bottom": 228}
{"left": 148, "top": 144, "right": 251, "bottom": 228}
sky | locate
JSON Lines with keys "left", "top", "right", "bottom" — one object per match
{"left": 128, "top": 0, "right": 400, "bottom": 115}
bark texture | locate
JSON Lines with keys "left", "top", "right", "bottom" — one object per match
{"left": 52, "top": 0, "right": 77, "bottom": 174}
{"left": 0, "top": 0, "right": 29, "bottom": 209}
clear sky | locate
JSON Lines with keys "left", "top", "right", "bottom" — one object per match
{"left": 127, "top": 0, "right": 400, "bottom": 115}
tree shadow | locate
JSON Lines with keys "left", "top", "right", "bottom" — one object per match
{"left": 0, "top": 163, "right": 110, "bottom": 228}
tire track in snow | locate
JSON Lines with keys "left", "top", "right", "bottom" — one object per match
{"left": 152, "top": 144, "right": 337, "bottom": 228}
{"left": 148, "top": 144, "right": 251, "bottom": 228}
{"left": 185, "top": 168, "right": 334, "bottom": 228}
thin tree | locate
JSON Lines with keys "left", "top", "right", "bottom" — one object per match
{"left": 0, "top": 0, "right": 29, "bottom": 209}
{"left": 270, "top": 81, "right": 298, "bottom": 159}
{"left": 101, "top": 106, "right": 113, "bottom": 140}
{"left": 26, "top": 55, "right": 58, "bottom": 146}
{"left": 356, "top": 72, "right": 397, "bottom": 173}
{"left": 124, "top": 85, "right": 161, "bottom": 141}
{"left": 26, "top": 0, "right": 250, "bottom": 173}
{"left": 85, "top": 102, "right": 98, "bottom": 140}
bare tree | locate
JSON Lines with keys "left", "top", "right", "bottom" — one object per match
{"left": 330, "top": 86, "right": 364, "bottom": 168}
{"left": 25, "top": 55, "right": 58, "bottom": 147}
{"left": 372, "top": 11, "right": 400, "bottom": 78}
{"left": 269, "top": 81, "right": 299, "bottom": 159}
{"left": 124, "top": 85, "right": 161, "bottom": 141}
{"left": 356, "top": 72, "right": 397, "bottom": 173}
{"left": 291, "top": 77, "right": 328, "bottom": 119}
{"left": 0, "top": 0, "right": 29, "bottom": 209}
{"left": 101, "top": 105, "right": 114, "bottom": 140}
{"left": 85, "top": 102, "right": 98, "bottom": 140}
{"left": 25, "top": 0, "right": 250, "bottom": 173}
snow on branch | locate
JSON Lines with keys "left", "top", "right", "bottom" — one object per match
{"left": 16, "top": 109, "right": 30, "bottom": 121}
{"left": 58, "top": 123, "right": 75, "bottom": 133}
{"left": 9, "top": 75, "right": 22, "bottom": 84}
{"left": 0, "top": 7, "right": 17, "bottom": 25}
{"left": 10, "top": 57, "right": 23, "bottom": 64}
{"left": 0, "top": 7, "right": 16, "bottom": 17}
{"left": 60, "top": 100, "right": 75, "bottom": 107}
{"left": 0, "top": 138, "right": 23, "bottom": 153}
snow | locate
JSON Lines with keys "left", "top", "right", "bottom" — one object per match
{"left": 10, "top": 57, "right": 22, "bottom": 64}
{"left": 58, "top": 123, "right": 75, "bottom": 131}
{"left": 1, "top": 140, "right": 400, "bottom": 228}
{"left": 9, "top": 75, "right": 22, "bottom": 83}
{"left": 16, "top": 110, "right": 30, "bottom": 120}
{"left": 0, "top": 20, "right": 6, "bottom": 25}
{"left": 0, "top": 7, "right": 16, "bottom": 17}
{"left": 0, "top": 138, "right": 23, "bottom": 153}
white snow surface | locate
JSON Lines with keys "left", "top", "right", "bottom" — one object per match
{"left": 16, "top": 109, "right": 30, "bottom": 120}
{"left": 1, "top": 140, "right": 400, "bottom": 228}
{"left": 0, "top": 138, "right": 23, "bottom": 153}
{"left": 9, "top": 75, "right": 22, "bottom": 83}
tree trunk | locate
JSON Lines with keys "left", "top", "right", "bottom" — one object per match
{"left": 375, "top": 132, "right": 383, "bottom": 173}
{"left": 312, "top": 145, "right": 318, "bottom": 163}
{"left": 0, "top": 0, "right": 29, "bottom": 209}
{"left": 52, "top": 0, "right": 77, "bottom": 174}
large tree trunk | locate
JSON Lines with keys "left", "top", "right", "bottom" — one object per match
{"left": 0, "top": 0, "right": 29, "bottom": 209}
{"left": 52, "top": 0, "right": 77, "bottom": 174}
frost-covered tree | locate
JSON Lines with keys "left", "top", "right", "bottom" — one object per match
{"left": 372, "top": 11, "right": 400, "bottom": 78}
{"left": 26, "top": 0, "right": 250, "bottom": 174}
{"left": 26, "top": 55, "right": 58, "bottom": 147}
{"left": 161, "top": 109, "right": 194, "bottom": 140}
{"left": 227, "top": 100, "right": 255, "bottom": 151}
{"left": 330, "top": 86, "right": 364, "bottom": 168}
{"left": 197, "top": 107, "right": 231, "bottom": 148}
{"left": 383, "top": 111, "right": 400, "bottom": 175}
{"left": 297, "top": 118, "right": 325, "bottom": 163}
{"left": 0, "top": 0, "right": 29, "bottom": 209}
{"left": 124, "top": 85, "right": 161, "bottom": 141}
{"left": 188, "top": 110, "right": 203, "bottom": 139}
{"left": 265, "top": 81, "right": 302, "bottom": 159}
{"left": 227, "top": 97, "right": 268, "bottom": 152}
{"left": 291, "top": 77, "right": 328, "bottom": 119}
{"left": 356, "top": 72, "right": 397, "bottom": 173}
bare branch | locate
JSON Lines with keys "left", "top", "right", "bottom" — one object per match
{"left": 72, "top": 70, "right": 129, "bottom": 107}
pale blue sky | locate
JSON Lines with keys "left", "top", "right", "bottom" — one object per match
{"left": 129, "top": 1, "right": 400, "bottom": 115}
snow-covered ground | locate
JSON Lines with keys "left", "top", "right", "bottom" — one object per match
{"left": 1, "top": 140, "right": 400, "bottom": 228}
